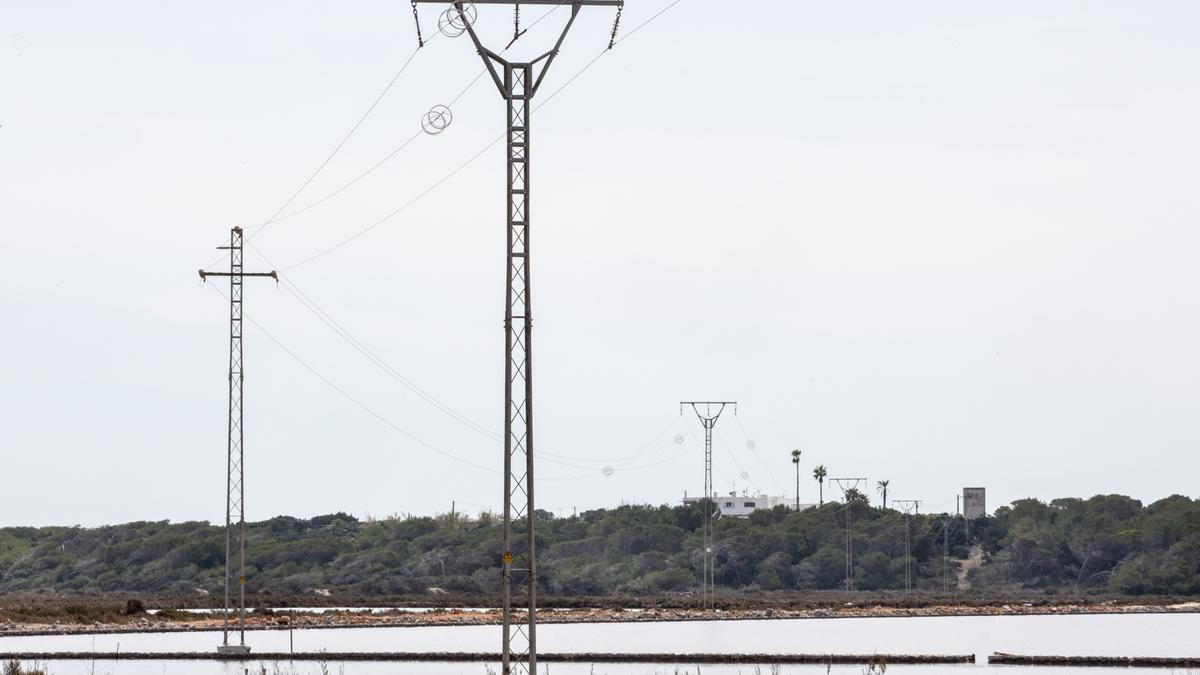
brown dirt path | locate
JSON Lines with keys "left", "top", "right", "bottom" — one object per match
{"left": 957, "top": 545, "right": 984, "bottom": 590}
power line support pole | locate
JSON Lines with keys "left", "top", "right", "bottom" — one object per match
{"left": 942, "top": 513, "right": 958, "bottom": 595}
{"left": 680, "top": 401, "right": 736, "bottom": 610}
{"left": 199, "top": 226, "right": 277, "bottom": 655}
{"left": 411, "top": 2, "right": 624, "bottom": 672}
{"left": 944, "top": 517, "right": 950, "bottom": 594}
{"left": 894, "top": 500, "right": 920, "bottom": 594}
{"left": 831, "top": 477, "right": 867, "bottom": 592}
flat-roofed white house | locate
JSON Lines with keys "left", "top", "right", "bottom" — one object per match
{"left": 682, "top": 491, "right": 816, "bottom": 518}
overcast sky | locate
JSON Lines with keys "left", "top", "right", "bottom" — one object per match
{"left": 2, "top": 1, "right": 1198, "bottom": 527}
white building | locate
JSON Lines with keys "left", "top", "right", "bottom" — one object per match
{"left": 682, "top": 491, "right": 816, "bottom": 518}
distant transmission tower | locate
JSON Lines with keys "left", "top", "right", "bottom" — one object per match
{"left": 831, "top": 477, "right": 867, "bottom": 592}
{"left": 941, "top": 512, "right": 958, "bottom": 595}
{"left": 680, "top": 401, "right": 736, "bottom": 609}
{"left": 893, "top": 499, "right": 921, "bottom": 594}
{"left": 410, "top": 2, "right": 625, "bottom": 673}
{"left": 198, "top": 226, "right": 277, "bottom": 654}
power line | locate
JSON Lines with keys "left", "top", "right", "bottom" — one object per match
{"left": 203, "top": 45, "right": 431, "bottom": 270}
{"left": 255, "top": 45, "right": 428, "bottom": 238}
{"left": 252, "top": 243, "right": 677, "bottom": 472}
{"left": 279, "top": 135, "right": 502, "bottom": 271}
{"left": 620, "top": 443, "right": 696, "bottom": 472}
{"left": 276, "top": 0, "right": 687, "bottom": 273}
{"left": 245, "top": 129, "right": 425, "bottom": 229}
{"left": 270, "top": 273, "right": 600, "bottom": 472}
{"left": 203, "top": 282, "right": 604, "bottom": 481}
{"left": 240, "top": 47, "right": 493, "bottom": 234}
{"left": 237, "top": 3, "right": 569, "bottom": 250}
{"left": 205, "top": 282, "right": 493, "bottom": 474}
{"left": 540, "top": 419, "right": 679, "bottom": 463}
{"left": 202, "top": 0, "right": 684, "bottom": 276}
{"left": 713, "top": 429, "right": 763, "bottom": 495}
{"left": 241, "top": 240, "right": 686, "bottom": 480}
{"left": 731, "top": 414, "right": 788, "bottom": 494}
{"left": 258, "top": 250, "right": 495, "bottom": 438}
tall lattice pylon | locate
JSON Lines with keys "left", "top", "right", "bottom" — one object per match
{"left": 831, "top": 477, "right": 867, "bottom": 592}
{"left": 680, "top": 401, "right": 736, "bottom": 609}
{"left": 893, "top": 499, "right": 921, "bottom": 593}
{"left": 199, "top": 227, "right": 277, "bottom": 654}
{"left": 410, "top": 2, "right": 624, "bottom": 672}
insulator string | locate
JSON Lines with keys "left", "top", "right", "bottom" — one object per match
{"left": 608, "top": 5, "right": 623, "bottom": 50}
{"left": 412, "top": 1, "right": 425, "bottom": 47}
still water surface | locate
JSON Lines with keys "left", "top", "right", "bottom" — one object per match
{"left": 2, "top": 613, "right": 1197, "bottom": 675}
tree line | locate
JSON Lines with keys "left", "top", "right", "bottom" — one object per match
{"left": 0, "top": 494, "right": 1197, "bottom": 598}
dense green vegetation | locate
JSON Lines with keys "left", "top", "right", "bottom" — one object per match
{"left": 0, "top": 494, "right": 1197, "bottom": 599}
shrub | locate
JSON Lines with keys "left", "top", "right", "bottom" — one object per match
{"left": 4, "top": 660, "right": 48, "bottom": 675}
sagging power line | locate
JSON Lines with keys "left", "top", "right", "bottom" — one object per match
{"left": 275, "top": 0, "right": 680, "bottom": 274}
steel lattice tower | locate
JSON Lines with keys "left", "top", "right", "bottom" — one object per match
{"left": 831, "top": 477, "right": 867, "bottom": 592}
{"left": 199, "top": 226, "right": 276, "bottom": 654}
{"left": 411, "top": 2, "right": 623, "bottom": 672}
{"left": 893, "top": 499, "right": 921, "bottom": 593}
{"left": 680, "top": 401, "right": 736, "bottom": 609}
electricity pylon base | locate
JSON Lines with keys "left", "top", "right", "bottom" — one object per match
{"left": 217, "top": 645, "right": 251, "bottom": 655}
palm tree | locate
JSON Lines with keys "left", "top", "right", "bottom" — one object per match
{"left": 813, "top": 465, "right": 827, "bottom": 506}
{"left": 790, "top": 449, "right": 802, "bottom": 510}
{"left": 876, "top": 480, "right": 890, "bottom": 509}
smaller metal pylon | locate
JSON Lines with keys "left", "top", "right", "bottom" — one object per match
{"left": 199, "top": 227, "right": 277, "bottom": 654}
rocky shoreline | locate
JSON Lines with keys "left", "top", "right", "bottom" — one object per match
{"left": 1, "top": 601, "right": 1198, "bottom": 637}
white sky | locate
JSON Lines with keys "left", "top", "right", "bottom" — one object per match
{"left": 2, "top": 1, "right": 1199, "bottom": 526}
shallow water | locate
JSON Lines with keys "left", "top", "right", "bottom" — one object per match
{"left": 2, "top": 613, "right": 1197, "bottom": 675}
{"left": 0, "top": 662, "right": 1171, "bottom": 675}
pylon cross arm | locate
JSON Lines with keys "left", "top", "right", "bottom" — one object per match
{"left": 412, "top": 0, "right": 621, "bottom": 100}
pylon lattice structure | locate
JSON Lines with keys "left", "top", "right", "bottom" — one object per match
{"left": 680, "top": 402, "right": 736, "bottom": 609}
{"left": 830, "top": 477, "right": 867, "bottom": 592}
{"left": 198, "top": 227, "right": 277, "bottom": 653}
{"left": 410, "top": 2, "right": 624, "bottom": 672}
{"left": 893, "top": 499, "right": 921, "bottom": 593}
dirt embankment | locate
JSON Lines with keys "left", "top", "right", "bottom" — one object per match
{"left": 2, "top": 601, "right": 1199, "bottom": 637}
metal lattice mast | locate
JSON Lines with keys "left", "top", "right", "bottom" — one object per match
{"left": 199, "top": 226, "right": 277, "bottom": 654}
{"left": 680, "top": 402, "right": 736, "bottom": 609}
{"left": 830, "top": 477, "right": 867, "bottom": 592}
{"left": 410, "top": 2, "right": 624, "bottom": 672}
{"left": 893, "top": 500, "right": 921, "bottom": 593}
{"left": 504, "top": 59, "right": 536, "bottom": 674}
